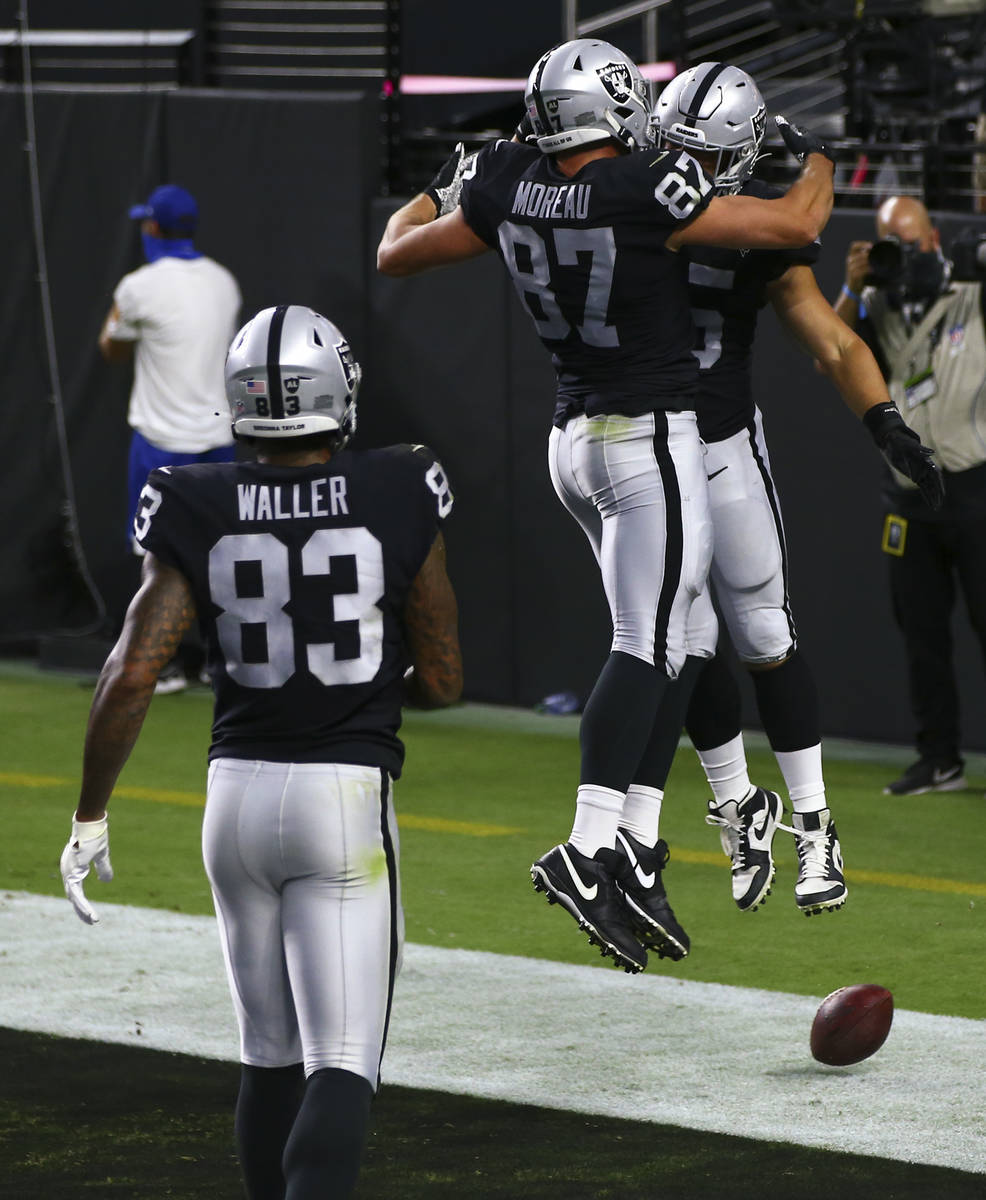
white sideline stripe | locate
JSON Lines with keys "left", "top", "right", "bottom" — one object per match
{"left": 2, "top": 891, "right": 984, "bottom": 1175}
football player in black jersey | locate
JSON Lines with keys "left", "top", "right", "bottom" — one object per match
{"left": 59, "top": 305, "right": 462, "bottom": 1199}
{"left": 649, "top": 63, "right": 942, "bottom": 919}
{"left": 378, "top": 37, "right": 836, "bottom": 974}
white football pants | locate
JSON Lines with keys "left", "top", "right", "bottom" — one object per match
{"left": 202, "top": 759, "right": 402, "bottom": 1089}
{"left": 548, "top": 409, "right": 716, "bottom": 678}
{"left": 687, "top": 408, "right": 796, "bottom": 665}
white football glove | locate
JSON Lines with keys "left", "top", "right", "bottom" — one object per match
{"left": 424, "top": 142, "right": 478, "bottom": 216}
{"left": 60, "top": 814, "right": 113, "bottom": 925}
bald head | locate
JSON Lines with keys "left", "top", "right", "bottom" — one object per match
{"left": 876, "top": 196, "right": 940, "bottom": 252}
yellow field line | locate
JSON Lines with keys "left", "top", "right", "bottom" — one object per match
{"left": 673, "top": 846, "right": 986, "bottom": 897}
{"left": 0, "top": 773, "right": 522, "bottom": 837}
{"left": 4, "top": 771, "right": 984, "bottom": 884}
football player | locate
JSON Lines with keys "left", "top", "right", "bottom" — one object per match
{"left": 60, "top": 305, "right": 462, "bottom": 1199}
{"left": 378, "top": 38, "right": 836, "bottom": 974}
{"left": 650, "top": 63, "right": 943, "bottom": 916}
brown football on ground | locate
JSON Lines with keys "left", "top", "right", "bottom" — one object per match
{"left": 810, "top": 984, "right": 894, "bottom": 1066}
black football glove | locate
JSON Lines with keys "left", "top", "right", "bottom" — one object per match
{"left": 863, "top": 402, "right": 945, "bottom": 510}
{"left": 774, "top": 114, "right": 836, "bottom": 166}
{"left": 515, "top": 110, "right": 535, "bottom": 144}
{"left": 423, "top": 142, "right": 476, "bottom": 217}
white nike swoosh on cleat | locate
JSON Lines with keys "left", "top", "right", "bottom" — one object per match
{"left": 616, "top": 832, "right": 656, "bottom": 888}
{"left": 558, "top": 845, "right": 598, "bottom": 900}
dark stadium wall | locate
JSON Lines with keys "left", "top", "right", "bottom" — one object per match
{"left": 5, "top": 70, "right": 986, "bottom": 749}
{"left": 1, "top": 87, "right": 376, "bottom": 638}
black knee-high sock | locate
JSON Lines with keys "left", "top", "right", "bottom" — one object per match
{"left": 685, "top": 652, "right": 744, "bottom": 752}
{"left": 283, "top": 1067, "right": 374, "bottom": 1200}
{"left": 579, "top": 650, "right": 668, "bottom": 791}
{"left": 633, "top": 655, "right": 705, "bottom": 790}
{"left": 235, "top": 1063, "right": 305, "bottom": 1200}
{"left": 750, "top": 650, "right": 821, "bottom": 752}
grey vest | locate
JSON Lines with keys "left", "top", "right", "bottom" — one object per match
{"left": 864, "top": 281, "right": 986, "bottom": 488}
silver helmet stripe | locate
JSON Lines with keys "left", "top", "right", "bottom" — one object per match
{"left": 265, "top": 304, "right": 288, "bottom": 419}
{"left": 681, "top": 62, "right": 728, "bottom": 128}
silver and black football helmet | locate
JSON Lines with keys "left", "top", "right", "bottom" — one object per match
{"left": 225, "top": 305, "right": 361, "bottom": 443}
{"left": 653, "top": 62, "right": 766, "bottom": 194}
{"left": 524, "top": 39, "right": 652, "bottom": 155}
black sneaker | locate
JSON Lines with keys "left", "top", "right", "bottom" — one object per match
{"left": 531, "top": 843, "right": 647, "bottom": 974}
{"left": 883, "top": 759, "right": 966, "bottom": 796}
{"left": 705, "top": 788, "right": 783, "bottom": 912}
{"left": 611, "top": 831, "right": 690, "bottom": 960}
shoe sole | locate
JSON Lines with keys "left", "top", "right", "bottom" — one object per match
{"left": 882, "top": 776, "right": 966, "bottom": 796}
{"left": 621, "top": 894, "right": 689, "bottom": 960}
{"left": 530, "top": 864, "right": 646, "bottom": 974}
{"left": 797, "top": 885, "right": 848, "bottom": 916}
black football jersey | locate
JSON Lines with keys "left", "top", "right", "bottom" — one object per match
{"left": 684, "top": 178, "right": 821, "bottom": 443}
{"left": 460, "top": 139, "right": 714, "bottom": 426}
{"left": 134, "top": 445, "right": 453, "bottom": 775}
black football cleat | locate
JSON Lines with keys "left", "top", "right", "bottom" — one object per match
{"left": 611, "top": 831, "right": 690, "bottom": 960}
{"left": 531, "top": 842, "right": 647, "bottom": 973}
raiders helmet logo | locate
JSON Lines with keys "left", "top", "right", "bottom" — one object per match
{"left": 751, "top": 106, "right": 766, "bottom": 144}
{"left": 597, "top": 62, "right": 633, "bottom": 104}
{"left": 335, "top": 340, "right": 361, "bottom": 393}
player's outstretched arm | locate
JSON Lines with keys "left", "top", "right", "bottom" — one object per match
{"left": 403, "top": 532, "right": 463, "bottom": 708}
{"left": 767, "top": 265, "right": 944, "bottom": 510}
{"left": 61, "top": 554, "right": 196, "bottom": 924}
{"left": 668, "top": 117, "right": 834, "bottom": 252}
{"left": 377, "top": 201, "right": 488, "bottom": 277}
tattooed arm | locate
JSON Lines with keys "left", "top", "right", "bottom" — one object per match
{"left": 403, "top": 531, "right": 462, "bottom": 709}
{"left": 76, "top": 554, "right": 196, "bottom": 820}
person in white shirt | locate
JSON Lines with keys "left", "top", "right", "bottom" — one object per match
{"left": 99, "top": 183, "right": 242, "bottom": 691}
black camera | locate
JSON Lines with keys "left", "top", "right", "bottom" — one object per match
{"left": 949, "top": 228, "right": 986, "bottom": 282}
{"left": 864, "top": 235, "right": 909, "bottom": 287}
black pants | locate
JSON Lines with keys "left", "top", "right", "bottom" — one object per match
{"left": 886, "top": 511, "right": 986, "bottom": 762}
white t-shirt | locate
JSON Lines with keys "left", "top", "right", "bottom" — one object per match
{"left": 111, "top": 255, "right": 242, "bottom": 453}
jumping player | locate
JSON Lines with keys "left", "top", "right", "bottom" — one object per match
{"left": 378, "top": 38, "right": 836, "bottom": 973}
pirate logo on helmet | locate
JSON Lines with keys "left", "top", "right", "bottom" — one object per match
{"left": 752, "top": 107, "right": 766, "bottom": 145}
{"left": 597, "top": 61, "right": 633, "bottom": 104}
{"left": 335, "top": 339, "right": 360, "bottom": 392}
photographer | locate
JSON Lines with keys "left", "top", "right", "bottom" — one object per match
{"left": 835, "top": 196, "right": 986, "bottom": 796}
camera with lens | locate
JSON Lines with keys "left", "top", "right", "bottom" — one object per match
{"left": 949, "top": 228, "right": 986, "bottom": 282}
{"left": 864, "top": 235, "right": 910, "bottom": 288}
{"left": 863, "top": 234, "right": 948, "bottom": 299}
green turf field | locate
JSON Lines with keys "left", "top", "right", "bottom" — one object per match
{"left": 3, "top": 660, "right": 985, "bottom": 1196}
{"left": 5, "top": 662, "right": 984, "bottom": 1016}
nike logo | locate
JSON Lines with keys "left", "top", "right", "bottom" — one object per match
{"left": 616, "top": 832, "right": 656, "bottom": 888}
{"left": 752, "top": 813, "right": 771, "bottom": 840}
{"left": 932, "top": 767, "right": 958, "bottom": 784}
{"left": 558, "top": 845, "right": 598, "bottom": 900}
{"left": 707, "top": 466, "right": 728, "bottom": 481}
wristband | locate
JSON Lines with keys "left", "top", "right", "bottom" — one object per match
{"left": 841, "top": 284, "right": 862, "bottom": 304}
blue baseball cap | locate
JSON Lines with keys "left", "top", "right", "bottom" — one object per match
{"left": 128, "top": 184, "right": 198, "bottom": 233}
